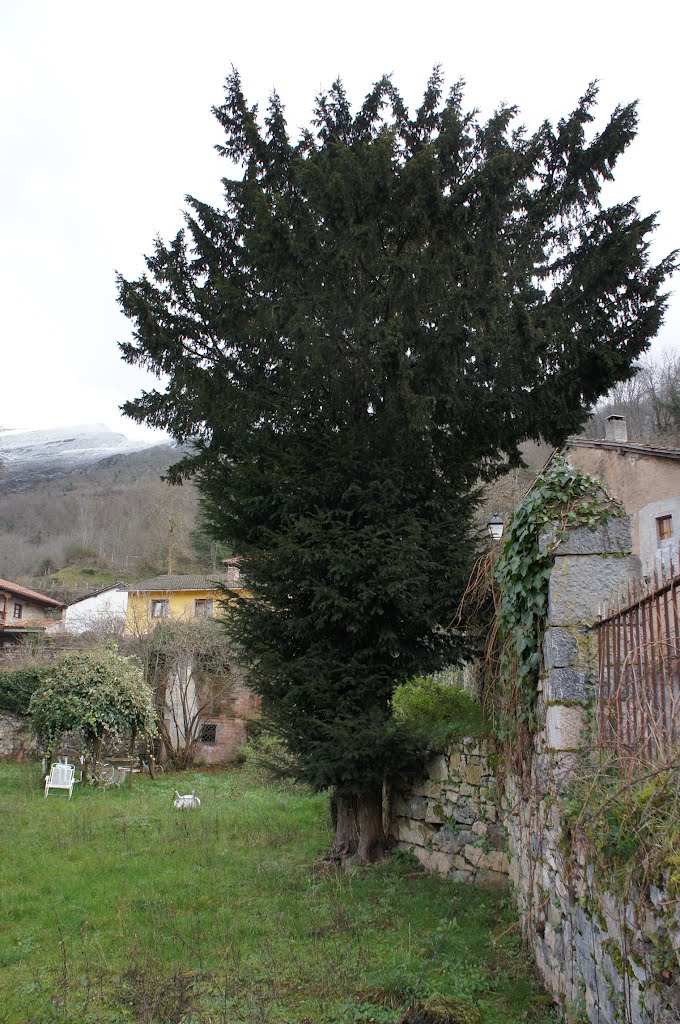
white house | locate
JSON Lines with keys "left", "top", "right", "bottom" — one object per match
{"left": 55, "top": 583, "right": 128, "bottom": 635}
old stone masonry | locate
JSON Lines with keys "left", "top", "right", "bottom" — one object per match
{"left": 390, "top": 737, "right": 508, "bottom": 885}
{"left": 389, "top": 520, "right": 680, "bottom": 1023}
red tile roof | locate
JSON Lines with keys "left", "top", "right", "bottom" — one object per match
{"left": 0, "top": 579, "right": 64, "bottom": 608}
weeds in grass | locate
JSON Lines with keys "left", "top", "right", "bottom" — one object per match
{"left": 121, "top": 959, "right": 206, "bottom": 1024}
{"left": 321, "top": 1002, "right": 402, "bottom": 1023}
{"left": 0, "top": 763, "right": 556, "bottom": 1023}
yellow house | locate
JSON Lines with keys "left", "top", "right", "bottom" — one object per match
{"left": 124, "top": 566, "right": 246, "bottom": 635}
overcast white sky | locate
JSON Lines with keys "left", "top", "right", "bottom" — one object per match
{"left": 1, "top": 0, "right": 678, "bottom": 442}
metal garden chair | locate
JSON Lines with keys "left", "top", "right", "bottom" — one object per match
{"left": 44, "top": 762, "right": 76, "bottom": 799}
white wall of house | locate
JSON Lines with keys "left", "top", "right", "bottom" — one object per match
{"left": 60, "top": 587, "right": 128, "bottom": 634}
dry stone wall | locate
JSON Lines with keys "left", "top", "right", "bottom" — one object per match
{"left": 505, "top": 520, "right": 679, "bottom": 1023}
{"left": 391, "top": 519, "right": 680, "bottom": 1022}
{"left": 389, "top": 737, "right": 508, "bottom": 884}
{"left": 0, "top": 711, "right": 37, "bottom": 759}
{"left": 503, "top": 764, "right": 680, "bottom": 1024}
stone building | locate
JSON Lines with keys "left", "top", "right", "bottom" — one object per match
{"left": 564, "top": 415, "right": 680, "bottom": 575}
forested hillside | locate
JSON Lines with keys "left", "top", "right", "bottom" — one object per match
{"left": 0, "top": 442, "right": 222, "bottom": 601}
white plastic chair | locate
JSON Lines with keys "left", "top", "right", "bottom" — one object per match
{"left": 44, "top": 762, "right": 76, "bottom": 799}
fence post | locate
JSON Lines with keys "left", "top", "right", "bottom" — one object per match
{"left": 539, "top": 517, "right": 640, "bottom": 772}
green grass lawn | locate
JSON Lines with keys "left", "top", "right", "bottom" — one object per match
{"left": 0, "top": 763, "right": 556, "bottom": 1024}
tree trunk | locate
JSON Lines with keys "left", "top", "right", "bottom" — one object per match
{"left": 328, "top": 786, "right": 389, "bottom": 866}
{"left": 128, "top": 730, "right": 137, "bottom": 788}
{"left": 356, "top": 787, "right": 389, "bottom": 864}
{"left": 82, "top": 734, "right": 102, "bottom": 781}
{"left": 144, "top": 737, "right": 157, "bottom": 780}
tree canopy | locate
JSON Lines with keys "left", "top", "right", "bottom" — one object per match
{"left": 118, "top": 70, "right": 675, "bottom": 860}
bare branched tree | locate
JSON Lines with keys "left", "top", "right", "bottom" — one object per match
{"left": 589, "top": 348, "right": 680, "bottom": 444}
{"left": 125, "top": 616, "right": 242, "bottom": 769}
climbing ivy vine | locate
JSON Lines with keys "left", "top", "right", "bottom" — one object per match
{"left": 492, "top": 455, "right": 621, "bottom": 737}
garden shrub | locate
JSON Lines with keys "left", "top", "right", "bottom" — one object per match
{"left": 239, "top": 720, "right": 299, "bottom": 784}
{"left": 28, "top": 647, "right": 157, "bottom": 758}
{"left": 0, "top": 664, "right": 50, "bottom": 715}
{"left": 391, "top": 675, "right": 487, "bottom": 748}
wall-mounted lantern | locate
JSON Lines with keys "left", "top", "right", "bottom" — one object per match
{"left": 487, "top": 515, "right": 504, "bottom": 542}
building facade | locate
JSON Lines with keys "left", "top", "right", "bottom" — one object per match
{"left": 567, "top": 416, "right": 680, "bottom": 576}
{"left": 53, "top": 583, "right": 128, "bottom": 635}
{"left": 125, "top": 572, "right": 257, "bottom": 765}
{"left": 0, "top": 579, "right": 63, "bottom": 647}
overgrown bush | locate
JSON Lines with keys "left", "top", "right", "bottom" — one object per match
{"left": 564, "top": 757, "right": 680, "bottom": 898}
{"left": 391, "top": 675, "right": 487, "bottom": 749}
{"left": 239, "top": 720, "right": 301, "bottom": 785}
{"left": 28, "top": 647, "right": 157, "bottom": 760}
{"left": 37, "top": 555, "right": 59, "bottom": 576}
{"left": 63, "top": 543, "right": 100, "bottom": 564}
{"left": 0, "top": 664, "right": 50, "bottom": 715}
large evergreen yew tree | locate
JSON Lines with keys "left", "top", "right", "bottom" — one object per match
{"left": 119, "top": 70, "right": 675, "bottom": 862}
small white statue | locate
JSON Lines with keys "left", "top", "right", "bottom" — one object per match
{"left": 172, "top": 790, "right": 201, "bottom": 810}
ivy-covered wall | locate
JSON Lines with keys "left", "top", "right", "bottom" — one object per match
{"left": 0, "top": 664, "right": 47, "bottom": 759}
{"left": 0, "top": 711, "right": 37, "bottom": 759}
{"left": 503, "top": 517, "right": 680, "bottom": 1023}
{"left": 393, "top": 516, "right": 680, "bottom": 1022}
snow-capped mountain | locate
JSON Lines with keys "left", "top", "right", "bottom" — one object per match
{"left": 0, "top": 424, "right": 159, "bottom": 491}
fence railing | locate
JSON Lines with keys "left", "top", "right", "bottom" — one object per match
{"left": 594, "top": 558, "right": 680, "bottom": 768}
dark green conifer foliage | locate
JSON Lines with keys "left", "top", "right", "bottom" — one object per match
{"left": 119, "top": 70, "right": 675, "bottom": 860}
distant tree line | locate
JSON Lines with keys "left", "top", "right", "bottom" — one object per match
{"left": 587, "top": 348, "right": 680, "bottom": 444}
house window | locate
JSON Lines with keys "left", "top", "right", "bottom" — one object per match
{"left": 656, "top": 516, "right": 673, "bottom": 544}
{"left": 12, "top": 603, "right": 22, "bottom": 620}
{"left": 151, "top": 599, "right": 169, "bottom": 618}
{"left": 0, "top": 596, "right": 5, "bottom": 621}
{"left": 194, "top": 599, "right": 214, "bottom": 618}
{"left": 199, "top": 723, "right": 217, "bottom": 744}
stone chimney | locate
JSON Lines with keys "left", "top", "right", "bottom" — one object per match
{"left": 605, "top": 414, "right": 627, "bottom": 443}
